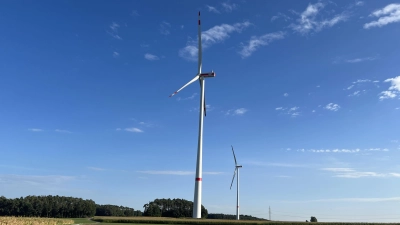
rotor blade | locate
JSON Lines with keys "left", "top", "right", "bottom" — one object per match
{"left": 231, "top": 145, "right": 237, "bottom": 166}
{"left": 169, "top": 75, "right": 199, "bottom": 97}
{"left": 198, "top": 11, "right": 202, "bottom": 75}
{"left": 230, "top": 168, "right": 237, "bottom": 189}
{"left": 204, "top": 93, "right": 206, "bottom": 117}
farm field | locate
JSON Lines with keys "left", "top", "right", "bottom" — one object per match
{"left": 92, "top": 216, "right": 400, "bottom": 225}
{"left": 0, "top": 217, "right": 73, "bottom": 225}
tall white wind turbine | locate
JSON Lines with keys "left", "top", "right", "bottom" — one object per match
{"left": 230, "top": 145, "right": 242, "bottom": 220}
{"left": 169, "top": 11, "right": 216, "bottom": 219}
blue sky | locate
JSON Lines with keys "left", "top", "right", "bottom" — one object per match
{"left": 1, "top": 0, "right": 400, "bottom": 222}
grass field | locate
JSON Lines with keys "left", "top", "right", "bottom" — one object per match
{"left": 0, "top": 217, "right": 73, "bottom": 225}
{"left": 92, "top": 216, "right": 400, "bottom": 225}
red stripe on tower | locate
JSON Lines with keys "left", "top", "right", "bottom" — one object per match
{"left": 196, "top": 178, "right": 202, "bottom": 181}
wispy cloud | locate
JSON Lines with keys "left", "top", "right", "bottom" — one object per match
{"left": 177, "top": 93, "right": 197, "bottom": 101}
{"left": 206, "top": 5, "right": 220, "bottom": 13}
{"left": 138, "top": 121, "right": 156, "bottom": 128}
{"left": 246, "top": 161, "right": 310, "bottom": 168}
{"left": 28, "top": 128, "right": 43, "bottom": 132}
{"left": 131, "top": 10, "right": 139, "bottom": 16}
{"left": 160, "top": 21, "right": 171, "bottom": 35}
{"left": 366, "top": 148, "right": 389, "bottom": 152}
{"left": 283, "top": 93, "right": 289, "bottom": 97}
{"left": 239, "top": 31, "right": 286, "bottom": 58}
{"left": 221, "top": 2, "right": 238, "bottom": 12}
{"left": 55, "top": 129, "right": 72, "bottom": 133}
{"left": 124, "top": 127, "right": 144, "bottom": 133}
{"left": 282, "top": 197, "right": 400, "bottom": 203}
{"left": 379, "top": 76, "right": 400, "bottom": 100}
{"left": 322, "top": 167, "right": 400, "bottom": 178}
{"left": 346, "top": 56, "right": 377, "bottom": 63}
{"left": 179, "top": 22, "right": 251, "bottom": 61}
{"left": 226, "top": 108, "right": 248, "bottom": 116}
{"left": 300, "top": 148, "right": 360, "bottom": 153}
{"left": 113, "top": 51, "right": 119, "bottom": 58}
{"left": 271, "top": 12, "right": 292, "bottom": 22}
{"left": 289, "top": 2, "right": 348, "bottom": 35}
{"left": 0, "top": 174, "right": 75, "bottom": 186}
{"left": 275, "top": 106, "right": 300, "bottom": 117}
{"left": 107, "top": 22, "right": 122, "bottom": 40}
{"left": 144, "top": 53, "right": 159, "bottom": 61}
{"left": 137, "top": 170, "right": 223, "bottom": 175}
{"left": 364, "top": 4, "right": 400, "bottom": 29}
{"left": 87, "top": 167, "right": 106, "bottom": 171}
{"left": 325, "top": 103, "right": 340, "bottom": 111}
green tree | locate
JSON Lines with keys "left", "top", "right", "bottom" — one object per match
{"left": 311, "top": 216, "right": 318, "bottom": 222}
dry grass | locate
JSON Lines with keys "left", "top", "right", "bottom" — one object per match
{"left": 0, "top": 217, "right": 74, "bottom": 225}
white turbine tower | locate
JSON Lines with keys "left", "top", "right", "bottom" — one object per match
{"left": 169, "top": 11, "right": 216, "bottom": 219}
{"left": 230, "top": 145, "right": 242, "bottom": 220}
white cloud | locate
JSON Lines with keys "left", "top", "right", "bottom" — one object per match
{"left": 347, "top": 85, "right": 354, "bottom": 90}
{"left": 138, "top": 121, "right": 155, "bottom": 128}
{"left": 177, "top": 93, "right": 197, "bottom": 101}
{"left": 179, "top": 22, "right": 251, "bottom": 61}
{"left": 271, "top": 12, "right": 292, "bottom": 22}
{"left": 206, "top": 5, "right": 220, "bottom": 13}
{"left": 275, "top": 106, "right": 300, "bottom": 117}
{"left": 290, "top": 2, "right": 348, "bottom": 35}
{"left": 160, "top": 21, "right": 171, "bottom": 35}
{"left": 239, "top": 31, "right": 285, "bottom": 58}
{"left": 322, "top": 167, "right": 400, "bottom": 178}
{"left": 87, "top": 167, "right": 106, "bottom": 171}
{"left": 349, "top": 90, "right": 367, "bottom": 97}
{"left": 225, "top": 108, "right": 248, "bottom": 116}
{"left": 247, "top": 161, "right": 310, "bottom": 168}
{"left": 0, "top": 174, "right": 75, "bottom": 186}
{"left": 55, "top": 129, "right": 72, "bottom": 133}
{"left": 28, "top": 128, "right": 43, "bottom": 132}
{"left": 124, "top": 127, "right": 143, "bottom": 133}
{"left": 107, "top": 22, "right": 122, "bottom": 40}
{"left": 379, "top": 76, "right": 400, "bottom": 100}
{"left": 226, "top": 108, "right": 248, "bottom": 115}
{"left": 364, "top": 4, "right": 400, "bottom": 29}
{"left": 346, "top": 56, "right": 377, "bottom": 63}
{"left": 283, "top": 197, "right": 400, "bottom": 203}
{"left": 356, "top": 1, "right": 364, "bottom": 6}
{"left": 221, "top": 2, "right": 238, "bottom": 12}
{"left": 325, "top": 103, "right": 340, "bottom": 111}
{"left": 283, "top": 93, "right": 289, "bottom": 97}
{"left": 144, "top": 53, "right": 159, "bottom": 61}
{"left": 366, "top": 148, "right": 389, "bottom": 152}
{"left": 113, "top": 51, "right": 119, "bottom": 58}
{"left": 131, "top": 10, "right": 139, "bottom": 16}
{"left": 309, "top": 148, "right": 360, "bottom": 153}
{"left": 137, "top": 170, "right": 223, "bottom": 175}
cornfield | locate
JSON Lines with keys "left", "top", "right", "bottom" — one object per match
{"left": 0, "top": 217, "right": 74, "bottom": 225}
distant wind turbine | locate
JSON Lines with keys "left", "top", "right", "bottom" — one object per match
{"left": 230, "top": 145, "right": 242, "bottom": 220}
{"left": 169, "top": 11, "right": 216, "bottom": 219}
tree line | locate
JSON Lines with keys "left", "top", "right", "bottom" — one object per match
{"left": 0, "top": 195, "right": 264, "bottom": 220}
{"left": 0, "top": 195, "right": 141, "bottom": 218}
{"left": 143, "top": 198, "right": 208, "bottom": 218}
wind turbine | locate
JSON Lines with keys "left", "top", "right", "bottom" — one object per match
{"left": 230, "top": 145, "right": 242, "bottom": 220}
{"left": 169, "top": 11, "right": 216, "bottom": 219}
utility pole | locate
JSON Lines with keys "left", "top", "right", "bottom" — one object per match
{"left": 269, "top": 206, "right": 271, "bottom": 221}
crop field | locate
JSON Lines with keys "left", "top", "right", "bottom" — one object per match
{"left": 0, "top": 217, "right": 73, "bottom": 225}
{"left": 92, "top": 216, "right": 400, "bottom": 225}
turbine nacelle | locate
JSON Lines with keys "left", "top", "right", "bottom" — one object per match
{"left": 200, "top": 71, "right": 216, "bottom": 78}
